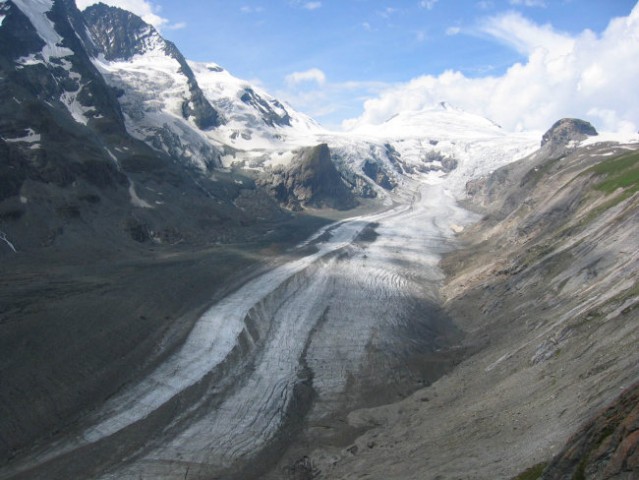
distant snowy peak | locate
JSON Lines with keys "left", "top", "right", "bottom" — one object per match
{"left": 81, "top": 3, "right": 321, "bottom": 142}
{"left": 353, "top": 102, "right": 504, "bottom": 140}
{"left": 80, "top": 2, "right": 223, "bottom": 169}
{"left": 84, "top": 3, "right": 221, "bottom": 131}
{"left": 190, "top": 61, "right": 324, "bottom": 138}
{"left": 80, "top": 3, "right": 322, "bottom": 163}
{"left": 335, "top": 102, "right": 541, "bottom": 197}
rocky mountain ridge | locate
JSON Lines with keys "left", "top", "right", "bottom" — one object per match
{"left": 0, "top": 0, "right": 314, "bottom": 257}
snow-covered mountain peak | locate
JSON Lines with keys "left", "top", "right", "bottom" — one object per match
{"left": 331, "top": 102, "right": 540, "bottom": 197}
{"left": 78, "top": 3, "right": 326, "bottom": 170}
{"left": 352, "top": 102, "right": 504, "bottom": 141}
{"left": 189, "top": 60, "right": 325, "bottom": 149}
{"left": 81, "top": 2, "right": 224, "bottom": 169}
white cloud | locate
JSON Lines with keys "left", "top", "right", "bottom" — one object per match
{"left": 379, "top": 7, "right": 398, "bottom": 18}
{"left": 509, "top": 0, "right": 547, "bottom": 7}
{"left": 278, "top": 79, "right": 390, "bottom": 127}
{"left": 476, "top": 1, "right": 494, "bottom": 10}
{"left": 480, "top": 11, "right": 574, "bottom": 56}
{"left": 288, "top": 1, "right": 322, "bottom": 10}
{"left": 75, "top": 0, "right": 169, "bottom": 29}
{"left": 446, "top": 26, "right": 461, "bottom": 36}
{"left": 303, "top": 2, "right": 322, "bottom": 10}
{"left": 165, "top": 21, "right": 186, "bottom": 30}
{"left": 419, "top": 0, "right": 438, "bottom": 10}
{"left": 285, "top": 68, "right": 327, "bottom": 87}
{"left": 240, "top": 6, "right": 265, "bottom": 14}
{"left": 343, "top": 4, "right": 639, "bottom": 134}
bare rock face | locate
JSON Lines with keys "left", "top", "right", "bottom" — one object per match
{"left": 541, "top": 118, "right": 598, "bottom": 147}
{"left": 240, "top": 87, "right": 292, "bottom": 128}
{"left": 259, "top": 144, "right": 357, "bottom": 210}
{"left": 362, "top": 160, "right": 396, "bottom": 190}
{"left": 541, "top": 382, "right": 639, "bottom": 480}
{"left": 540, "top": 118, "right": 598, "bottom": 157}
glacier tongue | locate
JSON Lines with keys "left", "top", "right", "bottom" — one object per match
{"left": 2, "top": 174, "right": 479, "bottom": 480}
{"left": 87, "top": 177, "right": 475, "bottom": 479}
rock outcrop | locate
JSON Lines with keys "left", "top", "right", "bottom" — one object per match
{"left": 541, "top": 118, "right": 598, "bottom": 147}
{"left": 259, "top": 144, "right": 357, "bottom": 210}
{"left": 362, "top": 160, "right": 396, "bottom": 190}
{"left": 540, "top": 118, "right": 598, "bottom": 158}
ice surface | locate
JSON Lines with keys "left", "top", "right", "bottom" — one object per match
{"left": 87, "top": 176, "right": 478, "bottom": 477}
{"left": 9, "top": 171, "right": 481, "bottom": 480}
{"left": 81, "top": 211, "right": 381, "bottom": 444}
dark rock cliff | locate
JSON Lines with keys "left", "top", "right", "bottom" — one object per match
{"left": 259, "top": 144, "right": 358, "bottom": 210}
{"left": 541, "top": 118, "right": 599, "bottom": 148}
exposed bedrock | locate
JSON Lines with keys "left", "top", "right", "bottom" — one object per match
{"left": 258, "top": 144, "right": 358, "bottom": 211}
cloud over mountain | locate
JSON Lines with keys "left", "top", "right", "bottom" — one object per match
{"left": 344, "top": 4, "right": 639, "bottom": 133}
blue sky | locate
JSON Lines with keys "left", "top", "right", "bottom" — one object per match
{"left": 78, "top": 1, "right": 639, "bottom": 132}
